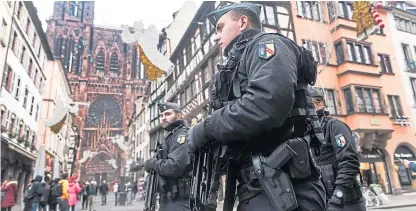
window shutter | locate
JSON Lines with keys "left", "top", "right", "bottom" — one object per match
{"left": 334, "top": 89, "right": 342, "bottom": 115}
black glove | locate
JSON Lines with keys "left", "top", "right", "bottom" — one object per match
{"left": 187, "top": 120, "right": 210, "bottom": 154}
{"left": 129, "top": 162, "right": 144, "bottom": 172}
{"left": 144, "top": 158, "right": 157, "bottom": 172}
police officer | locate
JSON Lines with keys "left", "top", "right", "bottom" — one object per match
{"left": 187, "top": 3, "right": 326, "bottom": 211}
{"left": 309, "top": 87, "right": 366, "bottom": 211}
{"left": 142, "top": 102, "right": 191, "bottom": 211}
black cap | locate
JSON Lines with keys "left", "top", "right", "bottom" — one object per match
{"left": 207, "top": 3, "right": 262, "bottom": 26}
{"left": 158, "top": 102, "right": 181, "bottom": 113}
{"left": 308, "top": 87, "right": 324, "bottom": 98}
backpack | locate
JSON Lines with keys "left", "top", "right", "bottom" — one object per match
{"left": 51, "top": 183, "right": 62, "bottom": 197}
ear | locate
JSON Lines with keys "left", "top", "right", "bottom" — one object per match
{"left": 239, "top": 16, "right": 249, "bottom": 31}
{"left": 176, "top": 113, "right": 183, "bottom": 119}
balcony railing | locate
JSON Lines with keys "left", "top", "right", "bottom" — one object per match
{"left": 405, "top": 59, "right": 416, "bottom": 73}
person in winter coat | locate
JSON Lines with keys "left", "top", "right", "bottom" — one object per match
{"left": 98, "top": 180, "right": 108, "bottom": 205}
{"left": 81, "top": 182, "right": 89, "bottom": 210}
{"left": 48, "top": 179, "right": 59, "bottom": 211}
{"left": 29, "top": 175, "right": 44, "bottom": 211}
{"left": 1, "top": 177, "right": 18, "bottom": 211}
{"left": 113, "top": 182, "right": 119, "bottom": 206}
{"left": 23, "top": 181, "right": 34, "bottom": 211}
{"left": 68, "top": 177, "right": 81, "bottom": 211}
{"left": 39, "top": 177, "right": 51, "bottom": 211}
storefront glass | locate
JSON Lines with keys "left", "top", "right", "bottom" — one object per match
{"left": 394, "top": 145, "right": 416, "bottom": 192}
{"left": 359, "top": 149, "right": 391, "bottom": 194}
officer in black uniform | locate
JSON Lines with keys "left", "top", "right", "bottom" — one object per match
{"left": 142, "top": 102, "right": 191, "bottom": 211}
{"left": 309, "top": 87, "right": 366, "bottom": 211}
{"left": 187, "top": 3, "right": 326, "bottom": 211}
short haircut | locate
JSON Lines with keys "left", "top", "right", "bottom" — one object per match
{"left": 229, "top": 8, "right": 261, "bottom": 29}
{"left": 61, "top": 173, "right": 68, "bottom": 179}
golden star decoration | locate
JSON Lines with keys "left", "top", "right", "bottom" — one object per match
{"left": 352, "top": 1, "right": 375, "bottom": 35}
{"left": 136, "top": 44, "right": 164, "bottom": 81}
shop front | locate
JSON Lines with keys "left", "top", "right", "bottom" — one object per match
{"left": 359, "top": 149, "right": 392, "bottom": 194}
{"left": 394, "top": 145, "right": 416, "bottom": 193}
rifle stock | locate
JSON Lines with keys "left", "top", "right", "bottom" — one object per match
{"left": 144, "top": 145, "right": 163, "bottom": 211}
{"left": 190, "top": 141, "right": 228, "bottom": 211}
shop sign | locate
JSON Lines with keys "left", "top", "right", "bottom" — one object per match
{"left": 394, "top": 146, "right": 415, "bottom": 160}
{"left": 359, "top": 150, "right": 383, "bottom": 162}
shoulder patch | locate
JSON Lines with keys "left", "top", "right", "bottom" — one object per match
{"left": 177, "top": 135, "right": 186, "bottom": 145}
{"left": 258, "top": 42, "right": 275, "bottom": 60}
{"left": 335, "top": 134, "right": 346, "bottom": 148}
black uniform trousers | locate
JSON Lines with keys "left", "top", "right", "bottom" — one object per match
{"left": 237, "top": 180, "right": 327, "bottom": 211}
{"left": 158, "top": 198, "right": 189, "bottom": 211}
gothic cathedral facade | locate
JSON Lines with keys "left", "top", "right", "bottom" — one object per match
{"left": 46, "top": 1, "right": 148, "bottom": 182}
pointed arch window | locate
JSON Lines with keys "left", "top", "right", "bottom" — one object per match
{"left": 109, "top": 52, "right": 119, "bottom": 73}
{"left": 131, "top": 46, "right": 138, "bottom": 79}
{"left": 76, "top": 37, "right": 84, "bottom": 74}
{"left": 95, "top": 50, "right": 105, "bottom": 72}
{"left": 54, "top": 36, "right": 63, "bottom": 58}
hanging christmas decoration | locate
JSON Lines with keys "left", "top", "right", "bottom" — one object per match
{"left": 353, "top": 1, "right": 385, "bottom": 41}
{"left": 121, "top": 21, "right": 174, "bottom": 81}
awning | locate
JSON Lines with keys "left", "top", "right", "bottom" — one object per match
{"left": 4, "top": 136, "right": 37, "bottom": 160}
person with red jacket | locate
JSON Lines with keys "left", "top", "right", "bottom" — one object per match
{"left": 1, "top": 177, "right": 18, "bottom": 211}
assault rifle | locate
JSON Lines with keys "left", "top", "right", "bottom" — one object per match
{"left": 189, "top": 114, "right": 231, "bottom": 211}
{"left": 144, "top": 143, "right": 164, "bottom": 211}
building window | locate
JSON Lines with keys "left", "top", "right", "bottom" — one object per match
{"left": 11, "top": 32, "right": 18, "bottom": 52}
{"left": 25, "top": 18, "right": 30, "bottom": 33}
{"left": 109, "top": 52, "right": 119, "bottom": 73}
{"left": 16, "top": 2, "right": 23, "bottom": 19}
{"left": 387, "top": 95, "right": 404, "bottom": 118}
{"left": 297, "top": 1, "right": 322, "bottom": 21}
{"left": 354, "top": 87, "right": 382, "bottom": 114}
{"left": 302, "top": 40, "right": 327, "bottom": 64}
{"left": 35, "top": 104, "right": 39, "bottom": 121}
{"left": 30, "top": 96, "right": 34, "bottom": 115}
{"left": 344, "top": 87, "right": 382, "bottom": 114}
{"left": 394, "top": 16, "right": 416, "bottom": 34}
{"left": 13, "top": 76, "right": 21, "bottom": 100}
{"left": 325, "top": 89, "right": 338, "bottom": 115}
{"left": 410, "top": 78, "right": 416, "bottom": 104}
{"left": 95, "top": 50, "right": 105, "bottom": 72}
{"left": 335, "top": 42, "right": 344, "bottom": 64}
{"left": 402, "top": 44, "right": 416, "bottom": 72}
{"left": 0, "top": 19, "right": 6, "bottom": 40}
{"left": 23, "top": 87, "right": 28, "bottom": 108}
{"left": 2, "top": 66, "right": 13, "bottom": 92}
{"left": 340, "top": 41, "right": 373, "bottom": 65}
{"left": 260, "top": 4, "right": 277, "bottom": 25}
{"left": 20, "top": 46, "right": 26, "bottom": 63}
{"left": 378, "top": 54, "right": 393, "bottom": 73}
{"left": 338, "top": 1, "right": 354, "bottom": 20}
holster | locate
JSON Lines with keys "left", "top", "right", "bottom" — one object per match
{"left": 251, "top": 139, "right": 302, "bottom": 211}
{"left": 177, "top": 178, "right": 191, "bottom": 198}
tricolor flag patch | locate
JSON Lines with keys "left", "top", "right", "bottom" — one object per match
{"left": 258, "top": 42, "right": 275, "bottom": 60}
{"left": 335, "top": 134, "right": 346, "bottom": 148}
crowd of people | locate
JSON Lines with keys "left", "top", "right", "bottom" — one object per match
{"left": 1, "top": 173, "right": 141, "bottom": 211}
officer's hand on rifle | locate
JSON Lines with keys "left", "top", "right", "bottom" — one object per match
{"left": 143, "top": 158, "right": 157, "bottom": 172}
{"left": 129, "top": 162, "right": 144, "bottom": 172}
{"left": 187, "top": 120, "right": 210, "bottom": 153}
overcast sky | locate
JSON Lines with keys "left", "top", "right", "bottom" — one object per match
{"left": 33, "top": 0, "right": 203, "bottom": 31}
